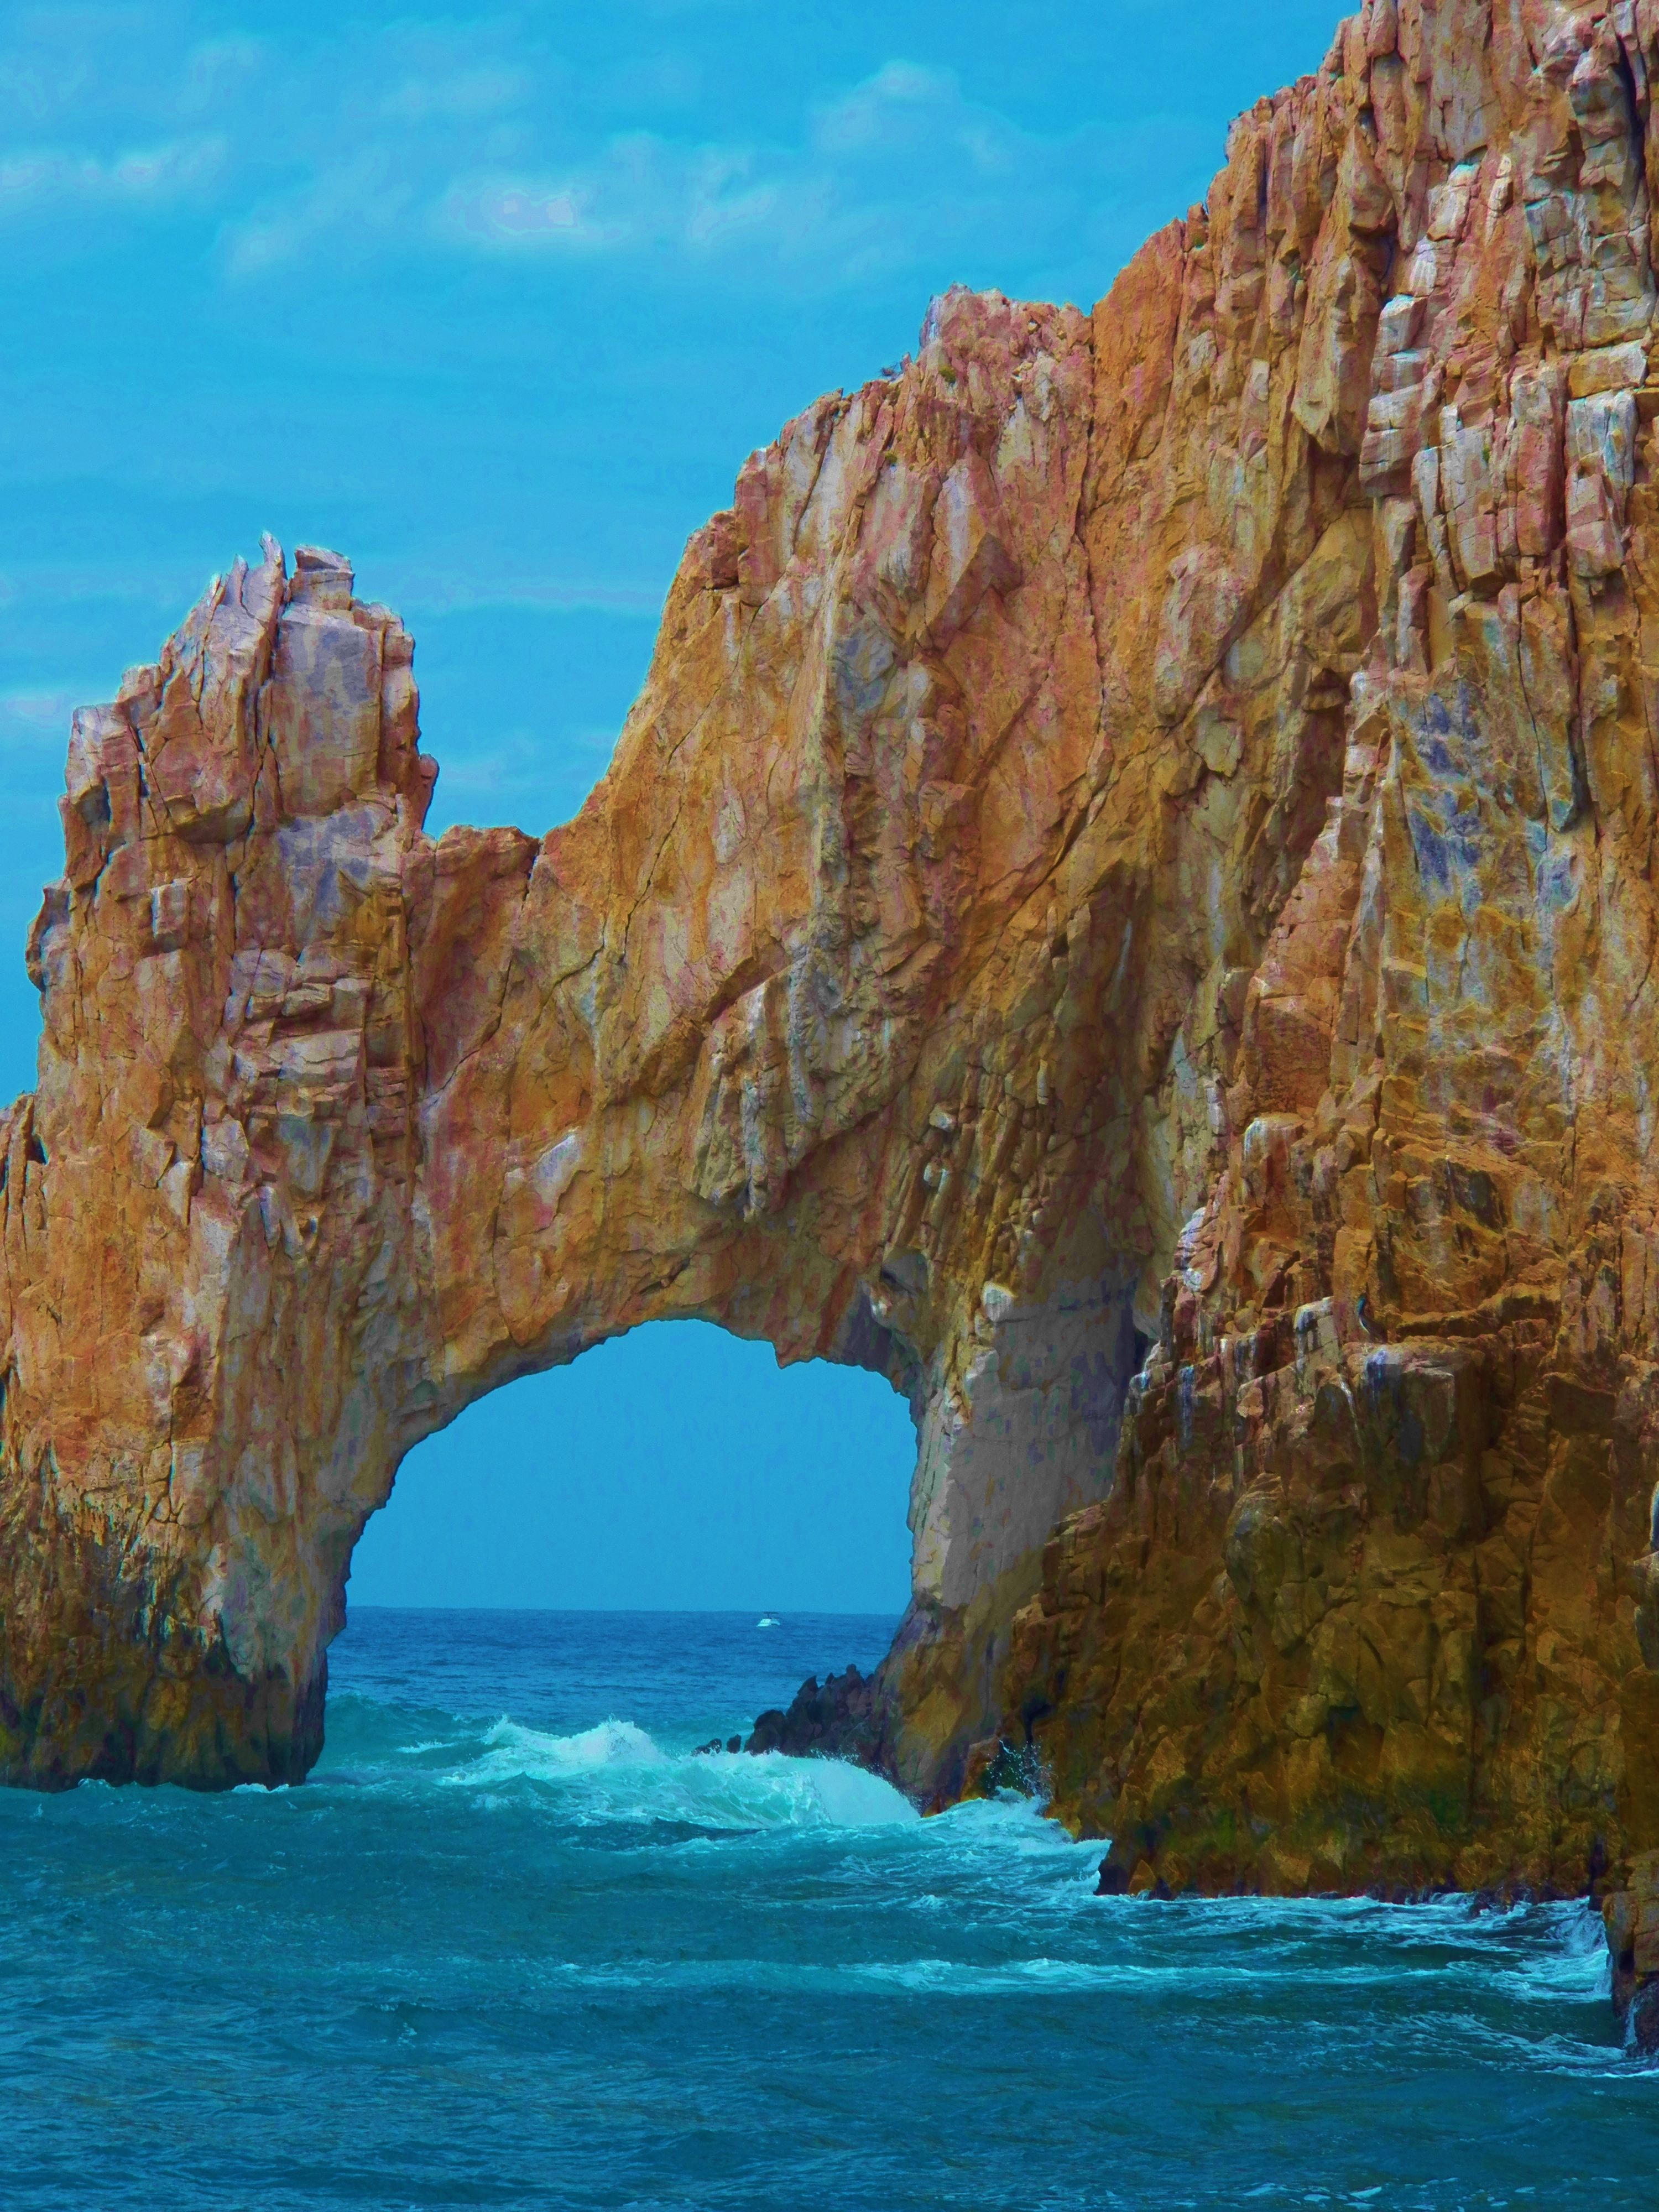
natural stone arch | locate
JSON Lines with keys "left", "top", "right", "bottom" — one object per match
{"left": 14, "top": 1, "right": 1659, "bottom": 1929}
{"left": 4, "top": 268, "right": 1355, "bottom": 1792}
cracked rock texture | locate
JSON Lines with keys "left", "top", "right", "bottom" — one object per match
{"left": 9, "top": 3, "right": 1659, "bottom": 2004}
{"left": 964, "top": 0, "right": 1659, "bottom": 1942}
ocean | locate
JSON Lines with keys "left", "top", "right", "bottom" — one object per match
{"left": 0, "top": 1606, "right": 1650, "bottom": 2209}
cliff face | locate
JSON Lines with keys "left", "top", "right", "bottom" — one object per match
{"left": 969, "top": 0, "right": 1659, "bottom": 1905}
{"left": 6, "top": 0, "right": 1659, "bottom": 1934}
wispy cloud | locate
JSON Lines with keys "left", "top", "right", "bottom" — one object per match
{"left": 387, "top": 570, "right": 667, "bottom": 617}
{"left": 0, "top": 687, "right": 77, "bottom": 754}
{"left": 380, "top": 64, "right": 530, "bottom": 124}
{"left": 435, "top": 59, "right": 1165, "bottom": 289}
{"left": 0, "top": 135, "right": 224, "bottom": 212}
{"left": 444, "top": 133, "right": 793, "bottom": 259}
{"left": 425, "top": 723, "right": 624, "bottom": 839}
{"left": 224, "top": 146, "right": 423, "bottom": 277}
{"left": 811, "top": 61, "right": 966, "bottom": 154}
{"left": 0, "top": 7, "right": 1198, "bottom": 301}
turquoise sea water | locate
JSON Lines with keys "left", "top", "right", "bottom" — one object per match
{"left": 0, "top": 1607, "right": 1652, "bottom": 2209}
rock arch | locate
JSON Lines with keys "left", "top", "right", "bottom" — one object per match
{"left": 0, "top": 150, "right": 1485, "bottom": 1810}
{"left": 7, "top": 283, "right": 1230, "bottom": 1791}
{"left": 12, "top": 1, "right": 1659, "bottom": 1929}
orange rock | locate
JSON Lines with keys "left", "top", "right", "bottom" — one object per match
{"left": 6, "top": 8, "right": 1659, "bottom": 2020}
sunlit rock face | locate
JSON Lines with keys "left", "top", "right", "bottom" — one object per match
{"left": 969, "top": 0, "right": 1659, "bottom": 1903}
{"left": 10, "top": 0, "right": 1659, "bottom": 1943}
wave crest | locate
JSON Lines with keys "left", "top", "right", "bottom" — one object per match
{"left": 430, "top": 1715, "right": 919, "bottom": 1832}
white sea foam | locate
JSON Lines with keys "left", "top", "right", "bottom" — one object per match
{"left": 474, "top": 1715, "right": 664, "bottom": 1774}
{"left": 432, "top": 1715, "right": 918, "bottom": 1831}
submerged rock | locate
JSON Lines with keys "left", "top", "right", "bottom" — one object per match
{"left": 7, "top": 0, "right": 1659, "bottom": 1964}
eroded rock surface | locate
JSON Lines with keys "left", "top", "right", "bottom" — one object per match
{"left": 961, "top": 0, "right": 1659, "bottom": 1939}
{"left": 8, "top": 8, "right": 1659, "bottom": 2031}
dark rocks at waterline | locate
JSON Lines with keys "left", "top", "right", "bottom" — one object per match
{"left": 1095, "top": 1843, "right": 1171, "bottom": 1900}
{"left": 745, "top": 1666, "right": 875, "bottom": 1760}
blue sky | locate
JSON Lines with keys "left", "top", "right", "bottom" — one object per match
{"left": 0, "top": 0, "right": 1339, "bottom": 1611}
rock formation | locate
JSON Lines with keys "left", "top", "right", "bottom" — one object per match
{"left": 11, "top": 0, "right": 1659, "bottom": 2027}
{"left": 746, "top": 1667, "right": 879, "bottom": 1762}
{"left": 954, "top": 0, "right": 1659, "bottom": 1943}
{"left": 1600, "top": 1848, "right": 1659, "bottom": 2044}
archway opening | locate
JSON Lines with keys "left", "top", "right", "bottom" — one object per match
{"left": 333, "top": 1318, "right": 917, "bottom": 1771}
{"left": 347, "top": 1318, "right": 916, "bottom": 1616}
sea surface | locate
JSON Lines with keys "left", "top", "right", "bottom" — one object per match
{"left": 0, "top": 1607, "right": 1653, "bottom": 2210}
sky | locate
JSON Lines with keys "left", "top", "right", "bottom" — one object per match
{"left": 0, "top": 0, "right": 1340, "bottom": 1613}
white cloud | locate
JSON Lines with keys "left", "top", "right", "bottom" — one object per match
{"left": 382, "top": 65, "right": 529, "bottom": 124}
{"left": 460, "top": 179, "right": 592, "bottom": 244}
{"left": 224, "top": 145, "right": 419, "bottom": 276}
{"left": 0, "top": 134, "right": 223, "bottom": 213}
{"left": 424, "top": 726, "right": 624, "bottom": 840}
{"left": 0, "top": 36, "right": 95, "bottom": 125}
{"left": 810, "top": 61, "right": 959, "bottom": 153}
{"left": 0, "top": 563, "right": 193, "bottom": 608}
{"left": 393, "top": 571, "right": 665, "bottom": 616}
{"left": 178, "top": 36, "right": 267, "bottom": 114}
{"left": 440, "top": 61, "right": 1093, "bottom": 284}
{"left": 0, "top": 5, "right": 1212, "bottom": 305}
{"left": 446, "top": 133, "right": 794, "bottom": 258}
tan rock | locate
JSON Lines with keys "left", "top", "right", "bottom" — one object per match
{"left": 6, "top": 4, "right": 1659, "bottom": 2023}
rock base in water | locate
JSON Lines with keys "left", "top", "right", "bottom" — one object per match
{"left": 1600, "top": 1851, "right": 1659, "bottom": 2051}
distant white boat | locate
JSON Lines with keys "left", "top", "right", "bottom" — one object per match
{"left": 757, "top": 1614, "right": 780, "bottom": 1628}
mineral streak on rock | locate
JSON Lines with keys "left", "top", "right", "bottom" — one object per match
{"left": 8, "top": 1, "right": 1659, "bottom": 2020}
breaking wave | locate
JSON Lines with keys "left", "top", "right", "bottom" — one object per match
{"left": 429, "top": 1712, "right": 919, "bottom": 1830}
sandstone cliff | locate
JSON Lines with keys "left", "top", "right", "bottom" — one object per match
{"left": 8, "top": 0, "right": 1659, "bottom": 1983}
